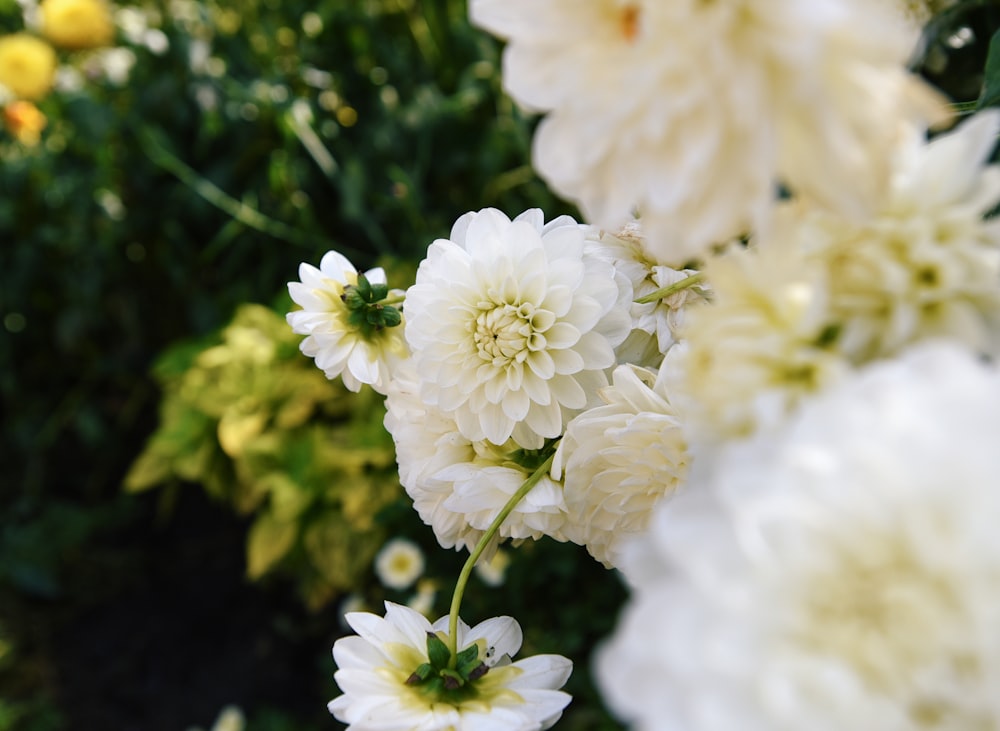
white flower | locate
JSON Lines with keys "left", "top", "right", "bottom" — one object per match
{"left": 554, "top": 362, "right": 688, "bottom": 568}
{"left": 586, "top": 223, "right": 708, "bottom": 367}
{"left": 385, "top": 360, "right": 569, "bottom": 552}
{"left": 374, "top": 538, "right": 426, "bottom": 591}
{"left": 330, "top": 602, "right": 573, "bottom": 731}
{"left": 470, "top": 0, "right": 944, "bottom": 265}
{"left": 598, "top": 342, "right": 1000, "bottom": 731}
{"left": 407, "top": 578, "right": 438, "bottom": 617}
{"left": 287, "top": 250, "right": 408, "bottom": 394}
{"left": 404, "top": 208, "right": 631, "bottom": 449}
{"left": 384, "top": 360, "right": 488, "bottom": 554}
{"left": 474, "top": 549, "right": 512, "bottom": 587}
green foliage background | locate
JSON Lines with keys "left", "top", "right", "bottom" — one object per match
{"left": 2, "top": 0, "right": 1000, "bottom": 729}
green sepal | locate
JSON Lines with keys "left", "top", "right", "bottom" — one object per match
{"left": 355, "top": 273, "right": 373, "bottom": 300}
{"left": 406, "top": 662, "right": 434, "bottom": 685}
{"left": 380, "top": 306, "right": 401, "bottom": 328}
{"left": 439, "top": 668, "right": 465, "bottom": 690}
{"left": 455, "top": 645, "right": 481, "bottom": 677}
{"left": 426, "top": 632, "right": 451, "bottom": 669}
{"left": 370, "top": 282, "right": 389, "bottom": 301}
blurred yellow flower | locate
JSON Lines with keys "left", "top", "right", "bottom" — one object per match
{"left": 40, "top": 0, "right": 114, "bottom": 50}
{"left": 4, "top": 100, "right": 47, "bottom": 145}
{"left": 0, "top": 34, "right": 57, "bottom": 101}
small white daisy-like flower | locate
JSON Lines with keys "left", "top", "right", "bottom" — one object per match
{"left": 404, "top": 208, "right": 631, "bottom": 449}
{"left": 374, "top": 538, "right": 426, "bottom": 591}
{"left": 385, "top": 360, "right": 569, "bottom": 553}
{"left": 406, "top": 578, "right": 438, "bottom": 617}
{"left": 598, "top": 342, "right": 1000, "bottom": 731}
{"left": 554, "top": 362, "right": 689, "bottom": 568}
{"left": 287, "top": 250, "right": 408, "bottom": 394}
{"left": 330, "top": 602, "right": 573, "bottom": 731}
{"left": 471, "top": 0, "right": 944, "bottom": 265}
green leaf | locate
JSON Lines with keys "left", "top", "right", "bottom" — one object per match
{"left": 978, "top": 28, "right": 1000, "bottom": 109}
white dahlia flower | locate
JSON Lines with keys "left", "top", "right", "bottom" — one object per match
{"left": 330, "top": 602, "right": 572, "bottom": 731}
{"left": 385, "top": 360, "right": 569, "bottom": 553}
{"left": 287, "top": 251, "right": 407, "bottom": 394}
{"left": 404, "top": 208, "right": 631, "bottom": 448}
{"left": 471, "top": 0, "right": 944, "bottom": 265}
{"left": 598, "top": 342, "right": 1000, "bottom": 731}
{"left": 554, "top": 363, "right": 688, "bottom": 568}
{"left": 586, "top": 223, "right": 708, "bottom": 368}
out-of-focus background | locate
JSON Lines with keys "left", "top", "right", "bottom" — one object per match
{"left": 0, "top": 0, "right": 996, "bottom": 729}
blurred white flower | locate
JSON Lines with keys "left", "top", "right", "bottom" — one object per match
{"left": 287, "top": 250, "right": 408, "bottom": 394}
{"left": 405, "top": 208, "right": 631, "bottom": 448}
{"left": 406, "top": 578, "right": 438, "bottom": 617}
{"left": 554, "top": 362, "right": 688, "bottom": 568}
{"left": 330, "top": 602, "right": 572, "bottom": 731}
{"left": 598, "top": 342, "right": 1000, "bottom": 731}
{"left": 470, "top": 0, "right": 944, "bottom": 265}
{"left": 385, "top": 360, "right": 569, "bottom": 552}
{"left": 374, "top": 538, "right": 425, "bottom": 591}
{"left": 474, "top": 549, "right": 512, "bottom": 587}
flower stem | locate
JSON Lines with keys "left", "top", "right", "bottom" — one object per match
{"left": 446, "top": 453, "right": 556, "bottom": 665}
{"left": 633, "top": 271, "right": 705, "bottom": 304}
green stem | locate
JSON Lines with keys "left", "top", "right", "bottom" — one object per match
{"left": 446, "top": 453, "right": 556, "bottom": 665}
{"left": 633, "top": 271, "right": 705, "bottom": 305}
{"left": 382, "top": 294, "right": 405, "bottom": 306}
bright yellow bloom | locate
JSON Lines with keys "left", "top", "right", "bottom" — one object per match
{"left": 40, "top": 0, "right": 114, "bottom": 50}
{"left": 4, "top": 100, "right": 47, "bottom": 145}
{"left": 0, "top": 34, "right": 57, "bottom": 101}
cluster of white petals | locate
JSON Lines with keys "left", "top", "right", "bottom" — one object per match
{"left": 385, "top": 360, "right": 568, "bottom": 554}
{"left": 287, "top": 251, "right": 407, "bottom": 394}
{"left": 598, "top": 342, "right": 1000, "bottom": 731}
{"left": 470, "top": 0, "right": 944, "bottom": 265}
{"left": 554, "top": 363, "right": 688, "bottom": 568}
{"left": 586, "top": 224, "right": 708, "bottom": 369}
{"left": 331, "top": 602, "right": 572, "bottom": 731}
{"left": 674, "top": 112, "right": 1000, "bottom": 443}
{"left": 404, "top": 208, "right": 631, "bottom": 449}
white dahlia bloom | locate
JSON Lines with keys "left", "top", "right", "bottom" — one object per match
{"left": 385, "top": 360, "right": 569, "bottom": 553}
{"left": 471, "top": 0, "right": 944, "bottom": 265}
{"left": 554, "top": 363, "right": 688, "bottom": 568}
{"left": 586, "top": 223, "right": 708, "bottom": 368}
{"left": 405, "top": 208, "right": 631, "bottom": 448}
{"left": 598, "top": 342, "right": 1000, "bottom": 731}
{"left": 782, "top": 109, "right": 1000, "bottom": 362}
{"left": 330, "top": 602, "right": 572, "bottom": 731}
{"left": 287, "top": 251, "right": 407, "bottom": 394}
{"left": 374, "top": 537, "right": 425, "bottom": 591}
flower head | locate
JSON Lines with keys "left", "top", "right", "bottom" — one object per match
{"left": 471, "top": 0, "right": 944, "bottom": 264}
{"left": 385, "top": 360, "right": 569, "bottom": 553}
{"left": 554, "top": 362, "right": 689, "bottom": 568}
{"left": 598, "top": 342, "right": 1000, "bottom": 731}
{"left": 375, "top": 537, "right": 426, "bottom": 591}
{"left": 404, "top": 208, "right": 631, "bottom": 448}
{"left": 40, "top": 0, "right": 114, "bottom": 50}
{"left": 3, "top": 100, "right": 47, "bottom": 145}
{"left": 287, "top": 251, "right": 408, "bottom": 394}
{"left": 0, "top": 33, "right": 57, "bottom": 101}
{"left": 330, "top": 602, "right": 572, "bottom": 731}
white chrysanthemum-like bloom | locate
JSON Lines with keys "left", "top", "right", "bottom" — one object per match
{"left": 671, "top": 240, "right": 850, "bottom": 442}
{"left": 330, "top": 602, "right": 573, "bottom": 731}
{"left": 554, "top": 363, "right": 688, "bottom": 568}
{"left": 287, "top": 251, "right": 408, "bottom": 394}
{"left": 385, "top": 360, "right": 569, "bottom": 553}
{"left": 598, "top": 342, "right": 1000, "bottom": 731}
{"left": 783, "top": 110, "right": 1000, "bottom": 362}
{"left": 587, "top": 224, "right": 708, "bottom": 368}
{"left": 374, "top": 538, "right": 426, "bottom": 591}
{"left": 675, "top": 112, "right": 1000, "bottom": 443}
{"left": 405, "top": 208, "right": 631, "bottom": 449}
{"left": 471, "top": 0, "right": 944, "bottom": 265}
